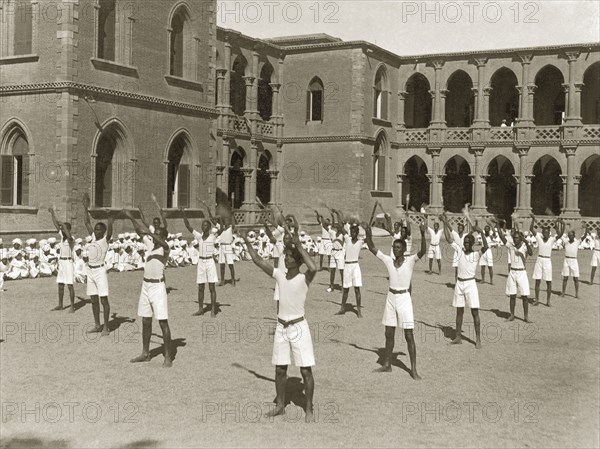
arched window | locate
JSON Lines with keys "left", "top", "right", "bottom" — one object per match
{"left": 405, "top": 73, "right": 432, "bottom": 128}
{"left": 258, "top": 63, "right": 274, "bottom": 121}
{"left": 374, "top": 66, "right": 388, "bottom": 120}
{"left": 1, "top": 126, "right": 29, "bottom": 206}
{"left": 257, "top": 151, "right": 272, "bottom": 204}
{"left": 489, "top": 68, "right": 519, "bottom": 126}
{"left": 228, "top": 148, "right": 245, "bottom": 209}
{"left": 230, "top": 55, "right": 247, "bottom": 116}
{"left": 97, "top": 0, "right": 116, "bottom": 61}
{"left": 95, "top": 132, "right": 116, "bottom": 207}
{"left": 372, "top": 133, "right": 387, "bottom": 191}
{"left": 443, "top": 156, "right": 472, "bottom": 212}
{"left": 307, "top": 77, "right": 324, "bottom": 121}
{"left": 533, "top": 65, "right": 565, "bottom": 125}
{"left": 166, "top": 134, "right": 191, "bottom": 208}
{"left": 582, "top": 62, "right": 600, "bottom": 124}
{"left": 446, "top": 70, "right": 474, "bottom": 127}
{"left": 169, "top": 6, "right": 193, "bottom": 78}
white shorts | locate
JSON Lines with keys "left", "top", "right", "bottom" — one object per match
{"left": 329, "top": 250, "right": 345, "bottom": 270}
{"left": 506, "top": 269, "right": 530, "bottom": 297}
{"left": 532, "top": 257, "right": 553, "bottom": 281}
{"left": 272, "top": 319, "right": 315, "bottom": 367}
{"left": 197, "top": 259, "right": 218, "bottom": 284}
{"left": 453, "top": 279, "right": 480, "bottom": 309}
{"left": 479, "top": 249, "right": 494, "bottom": 267}
{"left": 382, "top": 291, "right": 414, "bottom": 329}
{"left": 561, "top": 258, "right": 580, "bottom": 278}
{"left": 343, "top": 263, "right": 362, "bottom": 288}
{"left": 319, "top": 239, "right": 332, "bottom": 256}
{"left": 218, "top": 244, "right": 235, "bottom": 265}
{"left": 56, "top": 259, "right": 74, "bottom": 285}
{"left": 86, "top": 266, "right": 109, "bottom": 297}
{"left": 138, "top": 281, "right": 168, "bottom": 320}
{"left": 428, "top": 245, "right": 441, "bottom": 260}
{"left": 592, "top": 250, "right": 600, "bottom": 267}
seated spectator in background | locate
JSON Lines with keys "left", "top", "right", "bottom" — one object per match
{"left": 74, "top": 245, "right": 87, "bottom": 283}
{"left": 6, "top": 251, "right": 29, "bottom": 280}
{"left": 189, "top": 240, "right": 200, "bottom": 265}
{"left": 500, "top": 119, "right": 508, "bottom": 127}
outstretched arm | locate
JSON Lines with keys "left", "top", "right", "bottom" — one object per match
{"left": 287, "top": 224, "right": 317, "bottom": 285}
{"left": 180, "top": 208, "right": 195, "bottom": 234}
{"left": 138, "top": 205, "right": 149, "bottom": 228}
{"left": 440, "top": 213, "right": 453, "bottom": 244}
{"left": 48, "top": 207, "right": 61, "bottom": 232}
{"left": 333, "top": 210, "right": 347, "bottom": 235}
{"left": 105, "top": 210, "right": 114, "bottom": 241}
{"left": 494, "top": 219, "right": 507, "bottom": 246}
{"left": 314, "top": 210, "right": 322, "bottom": 226}
{"left": 472, "top": 221, "right": 488, "bottom": 254}
{"left": 556, "top": 218, "right": 565, "bottom": 238}
{"left": 529, "top": 213, "right": 536, "bottom": 235}
{"left": 82, "top": 194, "right": 94, "bottom": 235}
{"left": 201, "top": 201, "right": 217, "bottom": 226}
{"left": 416, "top": 224, "right": 427, "bottom": 259}
{"left": 364, "top": 223, "right": 378, "bottom": 256}
{"left": 151, "top": 194, "right": 168, "bottom": 230}
{"left": 243, "top": 232, "right": 274, "bottom": 277}
{"left": 261, "top": 219, "right": 277, "bottom": 244}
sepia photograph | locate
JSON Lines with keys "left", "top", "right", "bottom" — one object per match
{"left": 0, "top": 0, "right": 599, "bottom": 447}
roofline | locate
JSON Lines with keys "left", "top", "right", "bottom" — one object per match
{"left": 217, "top": 26, "right": 599, "bottom": 61}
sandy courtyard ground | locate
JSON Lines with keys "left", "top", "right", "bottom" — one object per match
{"left": 1, "top": 239, "right": 599, "bottom": 448}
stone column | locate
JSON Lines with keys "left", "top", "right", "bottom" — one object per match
{"left": 563, "top": 50, "right": 582, "bottom": 125}
{"left": 473, "top": 58, "right": 488, "bottom": 126}
{"left": 241, "top": 167, "right": 254, "bottom": 209}
{"left": 270, "top": 82, "right": 281, "bottom": 118}
{"left": 397, "top": 91, "right": 407, "bottom": 130}
{"left": 396, "top": 173, "right": 406, "bottom": 209}
{"left": 573, "top": 175, "right": 582, "bottom": 214}
{"left": 251, "top": 48, "right": 260, "bottom": 115}
{"left": 514, "top": 145, "right": 531, "bottom": 214}
{"left": 268, "top": 170, "right": 279, "bottom": 205}
{"left": 223, "top": 38, "right": 232, "bottom": 114}
{"left": 215, "top": 68, "right": 227, "bottom": 127}
{"left": 427, "top": 147, "right": 443, "bottom": 212}
{"left": 470, "top": 146, "right": 486, "bottom": 212}
{"left": 439, "top": 89, "right": 448, "bottom": 125}
{"left": 516, "top": 54, "right": 534, "bottom": 126}
{"left": 562, "top": 144, "right": 580, "bottom": 217}
{"left": 430, "top": 60, "right": 445, "bottom": 126}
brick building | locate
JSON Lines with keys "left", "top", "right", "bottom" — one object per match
{"left": 1, "top": 0, "right": 599, "bottom": 238}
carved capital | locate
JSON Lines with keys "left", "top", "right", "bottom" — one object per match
{"left": 526, "top": 85, "right": 537, "bottom": 95}
{"left": 269, "top": 83, "right": 281, "bottom": 91}
{"left": 525, "top": 174, "right": 535, "bottom": 184}
{"left": 470, "top": 146, "right": 485, "bottom": 157}
{"left": 398, "top": 91, "right": 408, "bottom": 100}
{"left": 216, "top": 68, "right": 228, "bottom": 79}
{"left": 564, "top": 50, "right": 580, "bottom": 62}
{"left": 427, "top": 146, "right": 442, "bottom": 157}
{"left": 563, "top": 145, "right": 577, "bottom": 157}
{"left": 562, "top": 83, "right": 570, "bottom": 94}
{"left": 574, "top": 82, "right": 584, "bottom": 93}
{"left": 268, "top": 170, "right": 280, "bottom": 179}
{"left": 573, "top": 175, "right": 583, "bottom": 185}
{"left": 483, "top": 86, "right": 493, "bottom": 96}
{"left": 241, "top": 167, "right": 255, "bottom": 177}
{"left": 428, "top": 90, "right": 436, "bottom": 100}
{"left": 215, "top": 165, "right": 226, "bottom": 175}
{"left": 397, "top": 173, "right": 407, "bottom": 182}
{"left": 518, "top": 53, "right": 533, "bottom": 65}
{"left": 440, "top": 89, "right": 449, "bottom": 98}
{"left": 243, "top": 76, "right": 256, "bottom": 87}
{"left": 436, "top": 174, "right": 446, "bottom": 182}
{"left": 480, "top": 174, "right": 490, "bottom": 183}
{"left": 431, "top": 60, "right": 445, "bottom": 70}
{"left": 473, "top": 57, "right": 488, "bottom": 67}
{"left": 515, "top": 145, "right": 530, "bottom": 157}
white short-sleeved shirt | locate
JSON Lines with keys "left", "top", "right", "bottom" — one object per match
{"left": 144, "top": 247, "right": 166, "bottom": 280}
{"left": 452, "top": 242, "right": 481, "bottom": 278}
{"left": 376, "top": 251, "right": 419, "bottom": 290}
{"left": 344, "top": 235, "right": 362, "bottom": 261}
{"left": 321, "top": 226, "right": 331, "bottom": 239}
{"left": 59, "top": 238, "right": 73, "bottom": 259}
{"left": 506, "top": 241, "right": 527, "bottom": 269}
{"left": 88, "top": 235, "right": 108, "bottom": 266}
{"left": 428, "top": 228, "right": 442, "bottom": 245}
{"left": 451, "top": 231, "right": 467, "bottom": 249}
{"left": 272, "top": 268, "right": 308, "bottom": 320}
{"left": 192, "top": 230, "right": 217, "bottom": 258}
{"left": 535, "top": 234, "right": 556, "bottom": 257}
{"left": 563, "top": 238, "right": 580, "bottom": 258}
{"left": 220, "top": 226, "right": 234, "bottom": 245}
{"left": 272, "top": 226, "right": 285, "bottom": 243}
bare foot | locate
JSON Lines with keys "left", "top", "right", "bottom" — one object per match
{"left": 505, "top": 315, "right": 515, "bottom": 322}
{"left": 411, "top": 371, "right": 422, "bottom": 381}
{"left": 101, "top": 327, "right": 110, "bottom": 336}
{"left": 450, "top": 337, "right": 462, "bottom": 345}
{"left": 68, "top": 307, "right": 75, "bottom": 314}
{"left": 51, "top": 305, "right": 63, "bottom": 312}
{"left": 524, "top": 317, "right": 533, "bottom": 323}
{"left": 335, "top": 309, "right": 345, "bottom": 315}
{"left": 163, "top": 358, "right": 173, "bottom": 368}
{"left": 547, "top": 302, "right": 552, "bottom": 307}
{"left": 211, "top": 311, "right": 217, "bottom": 318}
{"left": 373, "top": 365, "right": 392, "bottom": 373}
{"left": 305, "top": 409, "right": 315, "bottom": 423}
{"left": 475, "top": 341, "right": 482, "bottom": 349}
{"left": 130, "top": 354, "right": 151, "bottom": 363}
{"left": 86, "top": 325, "right": 103, "bottom": 333}
{"left": 357, "top": 310, "right": 363, "bottom": 318}
{"left": 192, "top": 310, "right": 205, "bottom": 316}
{"left": 265, "top": 405, "right": 285, "bottom": 418}
{"left": 231, "top": 281, "right": 236, "bottom": 287}
{"left": 532, "top": 301, "right": 540, "bottom": 306}
{"left": 218, "top": 281, "right": 224, "bottom": 287}
{"left": 560, "top": 292, "right": 565, "bottom": 297}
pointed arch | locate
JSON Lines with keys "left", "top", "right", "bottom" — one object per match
{"left": 373, "top": 131, "right": 388, "bottom": 191}
{"left": 489, "top": 67, "right": 519, "bottom": 126}
{"left": 0, "top": 119, "right": 32, "bottom": 206}
{"left": 405, "top": 73, "right": 432, "bottom": 128}
{"left": 307, "top": 76, "right": 324, "bottom": 122}
{"left": 230, "top": 54, "right": 248, "bottom": 116}
{"left": 582, "top": 62, "right": 600, "bottom": 124}
{"left": 169, "top": 2, "right": 194, "bottom": 79}
{"left": 258, "top": 61, "right": 274, "bottom": 121}
{"left": 531, "top": 155, "right": 562, "bottom": 215}
{"left": 165, "top": 130, "right": 194, "bottom": 209}
{"left": 443, "top": 155, "right": 472, "bottom": 212}
{"left": 445, "top": 70, "right": 474, "bottom": 127}
{"left": 374, "top": 64, "right": 389, "bottom": 120}
{"left": 533, "top": 65, "right": 565, "bottom": 125}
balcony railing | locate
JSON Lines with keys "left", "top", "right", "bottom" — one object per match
{"left": 232, "top": 208, "right": 274, "bottom": 228}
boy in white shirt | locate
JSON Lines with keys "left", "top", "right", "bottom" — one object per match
{"left": 561, "top": 229, "right": 583, "bottom": 298}
{"left": 426, "top": 220, "right": 443, "bottom": 275}
{"left": 364, "top": 222, "right": 427, "bottom": 380}
{"left": 333, "top": 210, "right": 363, "bottom": 317}
{"left": 243, "top": 224, "right": 318, "bottom": 422}
{"left": 529, "top": 214, "right": 564, "bottom": 307}
{"left": 589, "top": 229, "right": 600, "bottom": 285}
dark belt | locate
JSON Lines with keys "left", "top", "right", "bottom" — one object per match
{"left": 430, "top": 243, "right": 439, "bottom": 246}
{"left": 538, "top": 255, "right": 550, "bottom": 258}
{"left": 511, "top": 268, "right": 526, "bottom": 271}
{"left": 144, "top": 277, "right": 165, "bottom": 283}
{"left": 60, "top": 257, "right": 73, "bottom": 260}
{"left": 277, "top": 316, "right": 305, "bottom": 328}
{"left": 199, "top": 256, "right": 213, "bottom": 260}
{"left": 345, "top": 260, "right": 358, "bottom": 264}
{"left": 457, "top": 277, "right": 475, "bottom": 282}
{"left": 566, "top": 256, "right": 577, "bottom": 259}
{"left": 389, "top": 288, "right": 409, "bottom": 295}
{"left": 88, "top": 264, "right": 104, "bottom": 269}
